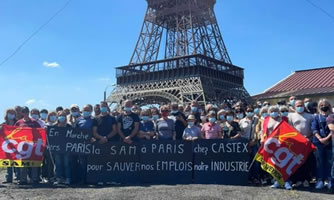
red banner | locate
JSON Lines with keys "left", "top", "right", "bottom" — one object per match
{"left": 0, "top": 125, "right": 46, "bottom": 167}
{"left": 255, "top": 121, "right": 316, "bottom": 185}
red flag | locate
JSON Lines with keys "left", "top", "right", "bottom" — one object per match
{"left": 0, "top": 125, "right": 46, "bottom": 167}
{"left": 255, "top": 121, "right": 316, "bottom": 185}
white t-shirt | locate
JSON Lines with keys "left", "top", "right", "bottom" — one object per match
{"left": 288, "top": 112, "right": 314, "bottom": 137}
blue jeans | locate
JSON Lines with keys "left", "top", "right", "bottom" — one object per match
{"left": 315, "top": 143, "right": 332, "bottom": 180}
{"left": 55, "top": 154, "right": 71, "bottom": 180}
{"left": 5, "top": 167, "right": 13, "bottom": 182}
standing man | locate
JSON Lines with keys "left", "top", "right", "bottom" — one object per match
{"left": 288, "top": 100, "right": 315, "bottom": 188}
{"left": 170, "top": 102, "right": 187, "bottom": 140}
{"left": 117, "top": 100, "right": 140, "bottom": 144}
{"left": 15, "top": 106, "right": 41, "bottom": 185}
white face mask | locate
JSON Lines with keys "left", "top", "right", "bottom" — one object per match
{"left": 200, "top": 116, "right": 207, "bottom": 122}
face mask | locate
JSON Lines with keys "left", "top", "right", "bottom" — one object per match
{"left": 209, "top": 117, "right": 216, "bottom": 123}
{"left": 7, "top": 114, "right": 16, "bottom": 120}
{"left": 161, "top": 112, "right": 169, "bottom": 118}
{"left": 226, "top": 116, "right": 233, "bottom": 122}
{"left": 262, "top": 113, "right": 269, "bottom": 118}
{"left": 40, "top": 113, "right": 47, "bottom": 120}
{"left": 191, "top": 107, "right": 198, "bottom": 113}
{"left": 237, "top": 113, "right": 244, "bottom": 119}
{"left": 152, "top": 115, "right": 159, "bottom": 121}
{"left": 270, "top": 112, "right": 279, "bottom": 118}
{"left": 188, "top": 121, "right": 195, "bottom": 127}
{"left": 83, "top": 111, "right": 92, "bottom": 118}
{"left": 101, "top": 107, "right": 108, "bottom": 113}
{"left": 141, "top": 116, "right": 150, "bottom": 121}
{"left": 50, "top": 115, "right": 57, "bottom": 122}
{"left": 281, "top": 112, "right": 289, "bottom": 117}
{"left": 200, "top": 116, "right": 207, "bottom": 122}
{"left": 305, "top": 102, "right": 309, "bottom": 108}
{"left": 254, "top": 108, "right": 260, "bottom": 114}
{"left": 219, "top": 115, "right": 225, "bottom": 120}
{"left": 58, "top": 116, "right": 66, "bottom": 123}
{"left": 124, "top": 107, "right": 132, "bottom": 112}
{"left": 71, "top": 112, "right": 79, "bottom": 117}
{"left": 320, "top": 106, "right": 330, "bottom": 112}
{"left": 290, "top": 100, "right": 296, "bottom": 106}
{"left": 296, "top": 107, "right": 304, "bottom": 113}
{"left": 171, "top": 110, "right": 178, "bottom": 114}
{"left": 246, "top": 112, "right": 254, "bottom": 118}
{"left": 31, "top": 114, "right": 39, "bottom": 120}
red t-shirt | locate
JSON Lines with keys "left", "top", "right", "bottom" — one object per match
{"left": 15, "top": 118, "right": 41, "bottom": 128}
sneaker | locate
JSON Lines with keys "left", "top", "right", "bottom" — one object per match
{"left": 284, "top": 181, "right": 292, "bottom": 190}
{"left": 295, "top": 181, "right": 302, "bottom": 187}
{"left": 2, "top": 180, "right": 13, "bottom": 184}
{"left": 261, "top": 179, "right": 268, "bottom": 185}
{"left": 271, "top": 181, "right": 280, "bottom": 189}
{"left": 41, "top": 178, "right": 48, "bottom": 183}
{"left": 315, "top": 180, "right": 324, "bottom": 189}
{"left": 97, "top": 182, "right": 104, "bottom": 186}
{"left": 53, "top": 178, "right": 61, "bottom": 186}
{"left": 303, "top": 180, "right": 310, "bottom": 187}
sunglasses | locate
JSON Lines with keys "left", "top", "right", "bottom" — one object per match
{"left": 161, "top": 110, "right": 169, "bottom": 112}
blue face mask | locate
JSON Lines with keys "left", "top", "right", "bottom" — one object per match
{"left": 191, "top": 107, "right": 198, "bottom": 113}
{"left": 40, "top": 113, "right": 47, "bottom": 120}
{"left": 50, "top": 115, "right": 57, "bottom": 122}
{"left": 237, "top": 113, "right": 244, "bottom": 119}
{"left": 124, "top": 107, "right": 132, "bottom": 112}
{"left": 141, "top": 116, "right": 150, "bottom": 121}
{"left": 58, "top": 116, "right": 66, "bottom": 123}
{"left": 152, "top": 115, "right": 159, "bottom": 121}
{"left": 83, "top": 111, "right": 92, "bottom": 118}
{"left": 7, "top": 114, "right": 16, "bottom": 120}
{"left": 305, "top": 102, "right": 309, "bottom": 108}
{"left": 219, "top": 115, "right": 225, "bottom": 120}
{"left": 254, "top": 108, "right": 260, "bottom": 114}
{"left": 101, "top": 107, "right": 108, "bottom": 113}
{"left": 31, "top": 114, "right": 39, "bottom": 120}
{"left": 71, "top": 112, "right": 79, "bottom": 117}
{"left": 246, "top": 112, "right": 254, "bottom": 118}
{"left": 188, "top": 121, "right": 195, "bottom": 127}
{"left": 226, "top": 116, "right": 233, "bottom": 122}
{"left": 296, "top": 107, "right": 304, "bottom": 113}
{"left": 209, "top": 117, "right": 216, "bottom": 123}
{"left": 290, "top": 99, "right": 296, "bottom": 106}
{"left": 171, "top": 110, "right": 178, "bottom": 114}
{"left": 270, "top": 112, "right": 279, "bottom": 118}
{"left": 281, "top": 112, "right": 289, "bottom": 117}
{"left": 262, "top": 113, "right": 269, "bottom": 118}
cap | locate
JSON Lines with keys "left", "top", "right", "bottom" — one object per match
{"left": 326, "top": 114, "right": 334, "bottom": 124}
{"left": 187, "top": 115, "right": 196, "bottom": 120}
{"left": 70, "top": 104, "right": 79, "bottom": 109}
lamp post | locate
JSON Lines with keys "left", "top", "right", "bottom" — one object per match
{"left": 104, "top": 84, "right": 116, "bottom": 102}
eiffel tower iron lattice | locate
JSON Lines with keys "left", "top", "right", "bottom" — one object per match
{"left": 107, "top": 0, "right": 250, "bottom": 106}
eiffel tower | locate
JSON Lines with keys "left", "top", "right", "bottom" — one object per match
{"left": 107, "top": 0, "right": 250, "bottom": 106}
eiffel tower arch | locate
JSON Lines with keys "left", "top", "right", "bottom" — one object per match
{"left": 107, "top": 0, "right": 250, "bottom": 106}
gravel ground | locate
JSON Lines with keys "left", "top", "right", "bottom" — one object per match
{"left": 0, "top": 170, "right": 332, "bottom": 200}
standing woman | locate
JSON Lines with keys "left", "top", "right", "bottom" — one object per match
{"left": 223, "top": 111, "right": 241, "bottom": 139}
{"left": 1, "top": 109, "right": 17, "bottom": 183}
{"left": 156, "top": 105, "right": 176, "bottom": 140}
{"left": 53, "top": 111, "right": 72, "bottom": 185}
{"left": 201, "top": 112, "right": 222, "bottom": 139}
{"left": 312, "top": 99, "right": 333, "bottom": 189}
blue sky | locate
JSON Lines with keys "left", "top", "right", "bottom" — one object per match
{"left": 0, "top": 0, "right": 334, "bottom": 120}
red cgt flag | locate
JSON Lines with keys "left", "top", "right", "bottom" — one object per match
{"left": 255, "top": 121, "right": 316, "bottom": 185}
{"left": 0, "top": 125, "right": 46, "bottom": 167}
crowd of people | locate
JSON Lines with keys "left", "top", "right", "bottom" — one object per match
{"left": 1, "top": 97, "right": 334, "bottom": 192}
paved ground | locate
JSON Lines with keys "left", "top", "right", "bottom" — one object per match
{"left": 0, "top": 171, "right": 332, "bottom": 200}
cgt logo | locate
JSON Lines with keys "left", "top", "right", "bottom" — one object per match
{"left": 264, "top": 132, "right": 304, "bottom": 176}
{"left": 1, "top": 128, "right": 44, "bottom": 160}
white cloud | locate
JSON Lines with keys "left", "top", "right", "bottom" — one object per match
{"left": 25, "top": 99, "right": 36, "bottom": 105}
{"left": 43, "top": 61, "right": 60, "bottom": 68}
